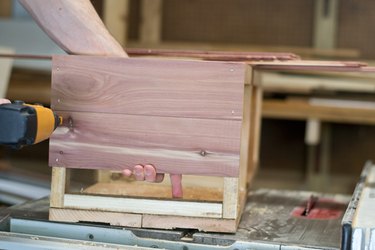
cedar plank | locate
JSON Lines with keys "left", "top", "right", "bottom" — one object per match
{"left": 51, "top": 55, "right": 246, "bottom": 120}
{"left": 49, "top": 112, "right": 241, "bottom": 176}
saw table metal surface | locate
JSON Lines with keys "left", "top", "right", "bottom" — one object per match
{"left": 0, "top": 189, "right": 349, "bottom": 250}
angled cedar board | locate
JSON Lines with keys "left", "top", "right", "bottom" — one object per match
{"left": 49, "top": 55, "right": 248, "bottom": 176}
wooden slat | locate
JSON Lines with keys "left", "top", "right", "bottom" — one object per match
{"left": 142, "top": 214, "right": 237, "bottom": 233}
{"left": 63, "top": 194, "right": 222, "bottom": 218}
{"left": 262, "top": 99, "right": 375, "bottom": 125}
{"left": 50, "top": 167, "right": 66, "bottom": 208}
{"left": 49, "top": 208, "right": 142, "bottom": 227}
{"left": 247, "top": 72, "right": 263, "bottom": 184}
{"left": 252, "top": 60, "right": 368, "bottom": 72}
{"left": 222, "top": 177, "right": 239, "bottom": 219}
{"left": 223, "top": 66, "right": 255, "bottom": 219}
{"left": 240, "top": 70, "right": 254, "bottom": 189}
{"left": 51, "top": 55, "right": 246, "bottom": 120}
{"left": 50, "top": 207, "right": 237, "bottom": 232}
{"left": 50, "top": 111, "right": 241, "bottom": 176}
{"left": 83, "top": 181, "right": 222, "bottom": 202}
{"left": 127, "top": 48, "right": 300, "bottom": 61}
{"left": 127, "top": 41, "right": 360, "bottom": 59}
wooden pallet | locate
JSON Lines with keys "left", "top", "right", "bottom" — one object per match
{"left": 48, "top": 54, "right": 374, "bottom": 232}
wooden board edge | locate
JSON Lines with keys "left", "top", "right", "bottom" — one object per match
{"left": 222, "top": 177, "right": 239, "bottom": 219}
{"left": 49, "top": 208, "right": 142, "bottom": 228}
{"left": 247, "top": 85, "right": 263, "bottom": 185}
{"left": 63, "top": 194, "right": 223, "bottom": 218}
{"left": 49, "top": 208, "right": 238, "bottom": 233}
{"left": 142, "top": 214, "right": 238, "bottom": 233}
{"left": 50, "top": 167, "right": 67, "bottom": 208}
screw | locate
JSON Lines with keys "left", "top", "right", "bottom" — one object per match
{"left": 68, "top": 117, "right": 74, "bottom": 130}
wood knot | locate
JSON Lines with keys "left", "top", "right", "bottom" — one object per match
{"left": 200, "top": 150, "right": 207, "bottom": 157}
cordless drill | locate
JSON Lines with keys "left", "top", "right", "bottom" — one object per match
{"left": 0, "top": 100, "right": 62, "bottom": 148}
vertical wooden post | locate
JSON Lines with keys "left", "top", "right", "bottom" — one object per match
{"left": 140, "top": 0, "right": 163, "bottom": 45}
{"left": 313, "top": 0, "right": 339, "bottom": 50}
{"left": 50, "top": 167, "right": 67, "bottom": 208}
{"left": 223, "top": 66, "right": 253, "bottom": 219}
{"left": 223, "top": 178, "right": 239, "bottom": 219}
{"left": 247, "top": 70, "right": 263, "bottom": 185}
{"left": 103, "top": 0, "right": 129, "bottom": 46}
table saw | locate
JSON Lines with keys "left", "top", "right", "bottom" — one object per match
{"left": 0, "top": 162, "right": 373, "bottom": 250}
{"left": 0, "top": 189, "right": 346, "bottom": 250}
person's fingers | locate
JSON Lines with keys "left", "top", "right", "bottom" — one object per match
{"left": 0, "top": 99, "right": 10, "bottom": 105}
{"left": 155, "top": 173, "right": 165, "bottom": 183}
{"left": 122, "top": 169, "right": 132, "bottom": 177}
{"left": 144, "top": 164, "right": 156, "bottom": 182}
{"left": 133, "top": 164, "right": 145, "bottom": 181}
{"left": 170, "top": 174, "right": 183, "bottom": 198}
{"left": 122, "top": 164, "right": 165, "bottom": 183}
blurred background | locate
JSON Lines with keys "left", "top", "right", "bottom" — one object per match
{"left": 0, "top": 0, "right": 375, "bottom": 206}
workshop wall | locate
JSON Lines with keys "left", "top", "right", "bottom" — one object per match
{"left": 128, "top": 0, "right": 314, "bottom": 47}
{"left": 126, "top": 0, "right": 375, "bottom": 59}
{"left": 338, "top": 0, "right": 375, "bottom": 59}
{"left": 161, "top": 0, "right": 314, "bottom": 46}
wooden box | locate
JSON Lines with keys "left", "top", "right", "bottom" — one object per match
{"left": 48, "top": 55, "right": 262, "bottom": 232}
{"left": 48, "top": 53, "right": 374, "bottom": 232}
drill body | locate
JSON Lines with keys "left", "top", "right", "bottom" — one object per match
{"left": 0, "top": 101, "right": 61, "bottom": 148}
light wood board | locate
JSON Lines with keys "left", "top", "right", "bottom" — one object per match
{"left": 62, "top": 194, "right": 222, "bottom": 218}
